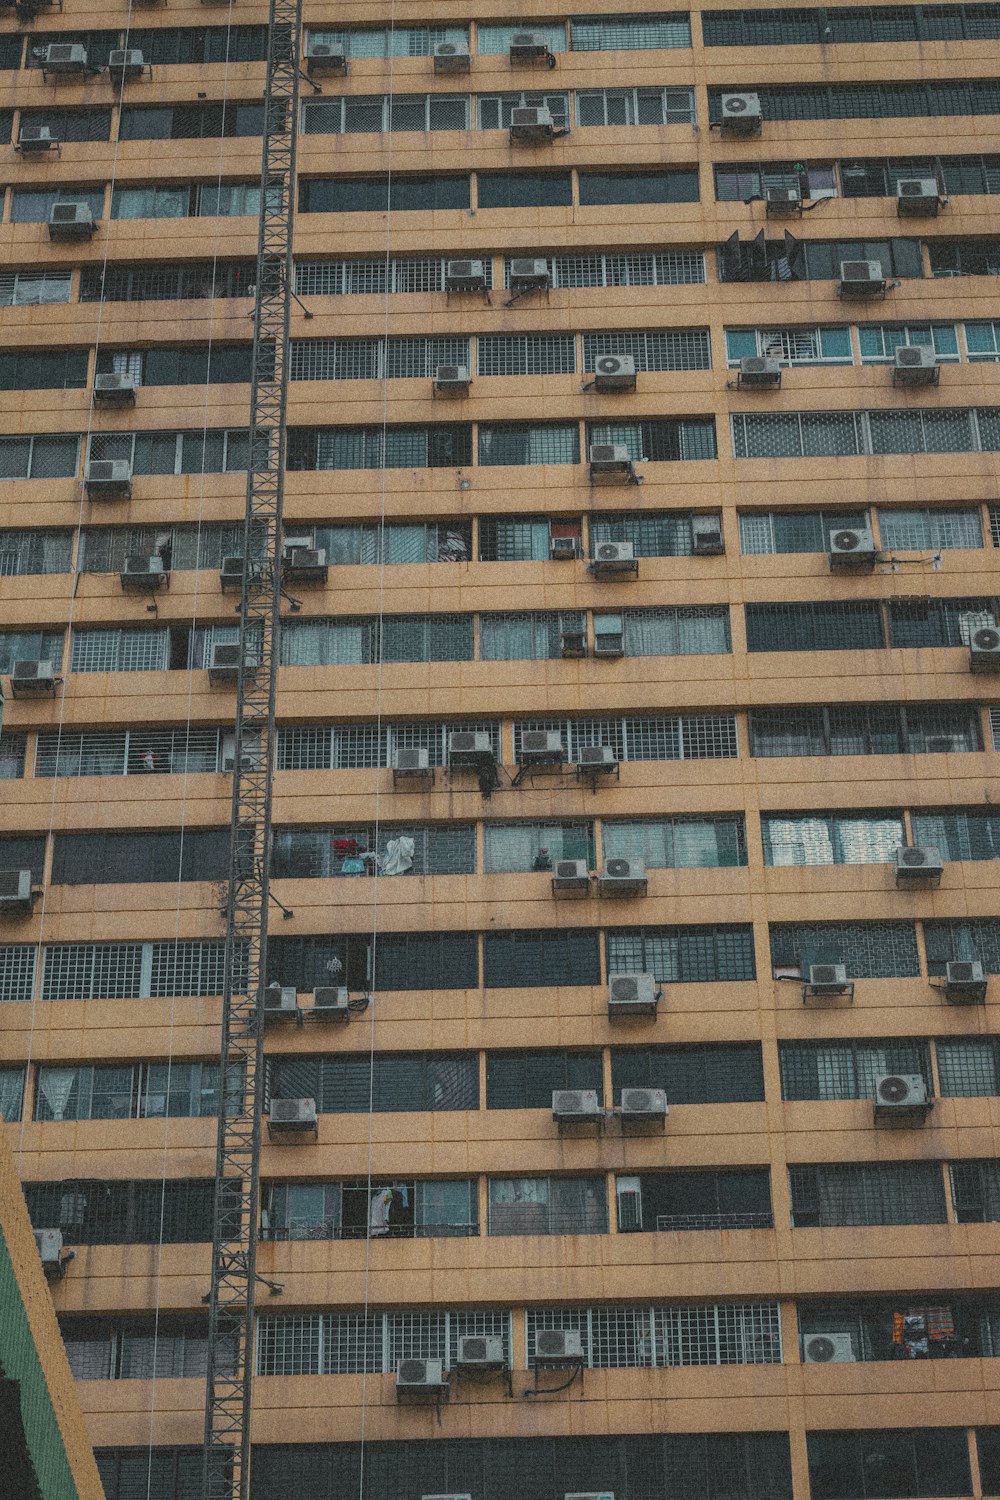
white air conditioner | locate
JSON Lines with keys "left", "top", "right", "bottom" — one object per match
{"left": 597, "top": 858, "right": 647, "bottom": 897}
{"left": 620, "top": 1087, "right": 668, "bottom": 1122}
{"left": 509, "top": 30, "right": 550, "bottom": 58}
{"left": 895, "top": 845, "right": 944, "bottom": 883}
{"left": 393, "top": 746, "right": 432, "bottom": 775}
{"left": 803, "top": 1332, "right": 855, "bottom": 1364}
{"left": 892, "top": 345, "right": 938, "bottom": 384}
{"left": 306, "top": 43, "right": 348, "bottom": 71}
{"left": 433, "top": 364, "right": 471, "bottom": 394}
{"left": 588, "top": 445, "right": 635, "bottom": 482}
{"left": 33, "top": 1228, "right": 65, "bottom": 1275}
{"left": 433, "top": 39, "right": 471, "bottom": 72}
{"left": 738, "top": 355, "right": 782, "bottom": 386}
{"left": 220, "top": 732, "right": 260, "bottom": 773}
{"left": 120, "top": 554, "right": 167, "bottom": 590}
{"left": 93, "top": 371, "right": 137, "bottom": 403}
{"left": 720, "top": 91, "right": 762, "bottom": 130}
{"left": 578, "top": 744, "right": 618, "bottom": 772}
{"left": 312, "top": 986, "right": 350, "bottom": 1018}
{"left": 107, "top": 48, "right": 146, "bottom": 78}
{"left": 839, "top": 259, "right": 886, "bottom": 296}
{"left": 691, "top": 514, "right": 724, "bottom": 555}
{"left": 829, "top": 527, "right": 877, "bottom": 569}
{"left": 396, "top": 1358, "right": 448, "bottom": 1394}
{"left": 764, "top": 185, "right": 801, "bottom": 208}
{"left": 552, "top": 1088, "right": 602, "bottom": 1123}
{"left": 0, "top": 869, "right": 35, "bottom": 913}
{"left": 43, "top": 42, "right": 88, "bottom": 70}
{"left": 520, "top": 729, "right": 564, "bottom": 762}
{"left": 509, "top": 257, "right": 551, "bottom": 288}
{"left": 593, "top": 354, "right": 637, "bottom": 391}
{"left": 896, "top": 178, "right": 940, "bottom": 215}
{"left": 593, "top": 620, "right": 624, "bottom": 658}
{"left": 282, "top": 545, "right": 328, "bottom": 580}
{"left": 84, "top": 459, "right": 132, "bottom": 498}
{"left": 455, "top": 1334, "right": 505, "bottom": 1368}
{"left": 550, "top": 535, "right": 581, "bottom": 560}
{"left": 551, "top": 858, "right": 590, "bottom": 898}
{"left": 48, "top": 201, "right": 96, "bottom": 241}
{"left": 262, "top": 983, "right": 298, "bottom": 1018}
{"left": 534, "top": 1328, "right": 585, "bottom": 1363}
{"left": 510, "top": 105, "right": 557, "bottom": 141}
{"left": 267, "top": 1097, "right": 318, "bottom": 1139}
{"left": 445, "top": 258, "right": 487, "bottom": 291}
{"left": 874, "top": 1072, "right": 930, "bottom": 1118}
{"left": 10, "top": 659, "right": 56, "bottom": 697}
{"left": 944, "top": 960, "right": 987, "bottom": 1003}
{"left": 208, "top": 641, "right": 248, "bottom": 683}
{"left": 969, "top": 626, "right": 1000, "bottom": 670}
{"left": 590, "top": 539, "right": 636, "bottom": 574}
{"left": 807, "top": 962, "right": 850, "bottom": 995}
{"left": 448, "top": 730, "right": 494, "bottom": 764}
{"left": 18, "top": 125, "right": 58, "bottom": 151}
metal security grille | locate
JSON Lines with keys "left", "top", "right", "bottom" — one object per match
{"left": 575, "top": 87, "right": 696, "bottom": 126}
{"left": 38, "top": 941, "right": 238, "bottom": 1000}
{"left": 512, "top": 714, "right": 737, "bottom": 763}
{"left": 778, "top": 1040, "right": 932, "bottom": 1100}
{"left": 937, "top": 1038, "right": 1000, "bottom": 1096}
{"left": 924, "top": 917, "right": 1000, "bottom": 975}
{"left": 290, "top": 336, "right": 469, "bottom": 380}
{"left": 748, "top": 703, "right": 982, "bottom": 756}
{"left": 745, "top": 602, "right": 885, "bottom": 652}
{"left": 788, "top": 1162, "right": 948, "bottom": 1226}
{"left": 295, "top": 257, "right": 494, "bottom": 295}
{"left": 35, "top": 728, "right": 224, "bottom": 777}
{"left": 570, "top": 13, "right": 692, "bottom": 48}
{"left": 477, "top": 335, "right": 576, "bottom": 377}
{"left": 70, "top": 627, "right": 170, "bottom": 673}
{"left": 506, "top": 252, "right": 705, "bottom": 289}
{"left": 0, "top": 735, "right": 25, "bottom": 779}
{"left": 738, "top": 510, "right": 868, "bottom": 554}
{"left": 257, "top": 1309, "right": 510, "bottom": 1375}
{"left": 0, "top": 530, "right": 73, "bottom": 576}
{"left": 606, "top": 926, "right": 756, "bottom": 982}
{"left": 590, "top": 512, "right": 694, "bottom": 556}
{"left": 587, "top": 418, "right": 717, "bottom": 461}
{"left": 525, "top": 1303, "right": 780, "bottom": 1367}
{"left": 710, "top": 80, "right": 1000, "bottom": 121}
{"left": 769, "top": 921, "right": 921, "bottom": 977}
{"left": 879, "top": 504, "right": 983, "bottom": 551}
{"left": 0, "top": 947, "right": 37, "bottom": 1003}
{"left": 276, "top": 720, "right": 501, "bottom": 770}
{"left": 0, "top": 270, "right": 72, "bottom": 306}
{"left": 480, "top": 611, "right": 584, "bottom": 661}
{"left": 582, "top": 330, "right": 711, "bottom": 372}
{"left": 280, "top": 614, "right": 473, "bottom": 665}
{"left": 761, "top": 811, "right": 904, "bottom": 865}
{"left": 272, "top": 824, "right": 476, "bottom": 876}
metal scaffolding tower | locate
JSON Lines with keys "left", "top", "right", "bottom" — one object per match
{"left": 201, "top": 0, "right": 302, "bottom": 1491}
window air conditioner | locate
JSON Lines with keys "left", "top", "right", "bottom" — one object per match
{"left": 396, "top": 1359, "right": 448, "bottom": 1395}
{"left": 455, "top": 1334, "right": 505, "bottom": 1369}
{"left": 620, "top": 1087, "right": 668, "bottom": 1122}
{"left": 0, "top": 869, "right": 35, "bottom": 914}
{"left": 262, "top": 983, "right": 298, "bottom": 1019}
{"left": 312, "top": 986, "right": 350, "bottom": 1018}
{"left": 896, "top": 178, "right": 940, "bottom": 216}
{"left": 828, "top": 527, "right": 877, "bottom": 570}
{"left": 18, "top": 125, "right": 58, "bottom": 151}
{"left": 433, "top": 40, "right": 471, "bottom": 72}
{"left": 550, "top": 535, "right": 581, "bottom": 560}
{"left": 590, "top": 539, "right": 637, "bottom": 576}
{"left": 894, "top": 845, "right": 944, "bottom": 884}
{"left": 578, "top": 744, "right": 618, "bottom": 773}
{"left": 33, "top": 1228, "right": 66, "bottom": 1277}
{"left": 433, "top": 364, "right": 472, "bottom": 395}
{"left": 806, "top": 962, "right": 851, "bottom": 995}
{"left": 588, "top": 445, "right": 635, "bottom": 484}
{"left": 84, "top": 460, "right": 133, "bottom": 499}
{"left": 48, "top": 201, "right": 97, "bottom": 241}
{"left": 107, "top": 48, "right": 146, "bottom": 80}
{"left": 9, "top": 659, "right": 56, "bottom": 697}
{"left": 738, "top": 355, "right": 782, "bottom": 387}
{"left": 93, "top": 371, "right": 137, "bottom": 403}
{"left": 392, "top": 746, "right": 432, "bottom": 776}
{"left": 120, "top": 554, "right": 167, "bottom": 591}
{"left": 519, "top": 729, "right": 564, "bottom": 762}
{"left": 720, "top": 91, "right": 762, "bottom": 131}
{"left": 593, "top": 618, "right": 624, "bottom": 657}
{"left": 445, "top": 258, "right": 487, "bottom": 291}
{"left": 803, "top": 1333, "right": 855, "bottom": 1364}
{"left": 219, "top": 555, "right": 246, "bottom": 590}
{"left": 509, "top": 258, "right": 551, "bottom": 289}
{"left": 944, "top": 960, "right": 987, "bottom": 1003}
{"left": 509, "top": 105, "right": 557, "bottom": 141}
{"left": 969, "top": 626, "right": 1000, "bottom": 671}
{"left": 874, "top": 1072, "right": 931, "bottom": 1120}
{"left": 838, "top": 260, "right": 886, "bottom": 297}
{"left": 305, "top": 43, "right": 348, "bottom": 72}
{"left": 448, "top": 729, "right": 494, "bottom": 765}
{"left": 552, "top": 1088, "right": 602, "bottom": 1123}
{"left": 597, "top": 858, "right": 647, "bottom": 896}
{"left": 892, "top": 345, "right": 939, "bottom": 385}
{"left": 509, "top": 30, "right": 550, "bottom": 59}
{"left": 551, "top": 858, "right": 590, "bottom": 898}
{"left": 267, "top": 1097, "right": 319, "bottom": 1139}
{"left": 691, "top": 514, "right": 724, "bottom": 555}
{"left": 764, "top": 185, "right": 801, "bottom": 210}
{"left": 282, "top": 545, "right": 328, "bottom": 582}
{"left": 534, "top": 1328, "right": 585, "bottom": 1364}
{"left": 592, "top": 354, "right": 637, "bottom": 392}
{"left": 42, "top": 42, "right": 88, "bottom": 71}
{"left": 560, "top": 626, "right": 587, "bottom": 657}
{"left": 208, "top": 641, "right": 250, "bottom": 684}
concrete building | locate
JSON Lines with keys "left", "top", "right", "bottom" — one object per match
{"left": 1, "top": 1, "right": 1000, "bottom": 1497}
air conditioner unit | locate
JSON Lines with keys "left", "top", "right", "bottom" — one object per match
{"left": 588, "top": 445, "right": 635, "bottom": 483}
{"left": 509, "top": 29, "right": 550, "bottom": 59}
{"left": 42, "top": 42, "right": 88, "bottom": 71}
{"left": 208, "top": 641, "right": 250, "bottom": 684}
{"left": 93, "top": 371, "right": 137, "bottom": 404}
{"left": 593, "top": 354, "right": 637, "bottom": 392}
{"left": 720, "top": 91, "right": 762, "bottom": 131}
{"left": 552, "top": 1088, "right": 602, "bottom": 1123}
{"left": 282, "top": 545, "right": 328, "bottom": 582}
{"left": 944, "top": 960, "right": 987, "bottom": 1003}
{"left": 829, "top": 527, "right": 877, "bottom": 570}
{"left": 597, "top": 858, "right": 647, "bottom": 896}
{"left": 892, "top": 345, "right": 939, "bottom": 385}
{"left": 839, "top": 259, "right": 886, "bottom": 297}
{"left": 764, "top": 185, "right": 801, "bottom": 212}
{"left": 0, "top": 869, "right": 35, "bottom": 914}
{"left": 560, "top": 626, "right": 587, "bottom": 657}
{"left": 590, "top": 539, "right": 637, "bottom": 575}
{"left": 220, "top": 732, "right": 260, "bottom": 773}
{"left": 807, "top": 962, "right": 851, "bottom": 995}
{"left": 84, "top": 460, "right": 132, "bottom": 499}
{"left": 433, "top": 364, "right": 471, "bottom": 395}
{"left": 448, "top": 729, "right": 494, "bottom": 765}
{"left": 107, "top": 48, "right": 147, "bottom": 79}
{"left": 969, "top": 626, "right": 1000, "bottom": 671}
{"left": 396, "top": 1358, "right": 448, "bottom": 1395}
{"left": 433, "top": 39, "right": 471, "bottom": 71}
{"left": 551, "top": 858, "right": 590, "bottom": 898}
{"left": 509, "top": 257, "right": 551, "bottom": 289}
{"left": 120, "top": 554, "right": 167, "bottom": 591}
{"left": 48, "top": 201, "right": 96, "bottom": 241}
{"left": 620, "top": 1087, "right": 668, "bottom": 1122}
{"left": 520, "top": 729, "right": 564, "bottom": 762}
{"left": 510, "top": 105, "right": 557, "bottom": 141}
{"left": 220, "top": 555, "right": 246, "bottom": 590}
{"left": 874, "top": 1072, "right": 931, "bottom": 1119}
{"left": 803, "top": 1333, "right": 855, "bottom": 1364}
{"left": 896, "top": 178, "right": 940, "bottom": 216}
{"left": 267, "top": 1097, "right": 318, "bottom": 1139}
{"left": 738, "top": 355, "right": 782, "bottom": 387}
{"left": 393, "top": 746, "right": 433, "bottom": 778}
{"left": 455, "top": 1334, "right": 505, "bottom": 1369}
{"left": 306, "top": 43, "right": 348, "bottom": 72}
{"left": 445, "top": 258, "right": 487, "bottom": 291}
{"left": 593, "top": 620, "right": 624, "bottom": 658}
{"left": 18, "top": 125, "right": 58, "bottom": 151}
{"left": 33, "top": 1229, "right": 65, "bottom": 1276}
{"left": 262, "top": 983, "right": 298, "bottom": 1019}
{"left": 550, "top": 535, "right": 580, "bottom": 560}
{"left": 10, "top": 659, "right": 56, "bottom": 697}
{"left": 895, "top": 845, "right": 944, "bottom": 884}
{"left": 691, "top": 514, "right": 725, "bottom": 555}
{"left": 311, "top": 986, "right": 350, "bottom": 1018}
{"left": 578, "top": 744, "right": 618, "bottom": 773}
{"left": 534, "top": 1328, "right": 585, "bottom": 1364}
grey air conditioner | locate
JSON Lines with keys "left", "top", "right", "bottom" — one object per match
{"left": 93, "top": 371, "right": 137, "bottom": 404}
{"left": 588, "top": 445, "right": 636, "bottom": 484}
{"left": 720, "top": 91, "right": 762, "bottom": 131}
{"left": 312, "top": 986, "right": 350, "bottom": 1018}
{"left": 551, "top": 858, "right": 590, "bottom": 898}
{"left": 895, "top": 845, "right": 944, "bottom": 885}
{"left": 396, "top": 1358, "right": 448, "bottom": 1396}
{"left": 874, "top": 1072, "right": 931, "bottom": 1120}
{"left": 593, "top": 354, "right": 637, "bottom": 392}
{"left": 448, "top": 729, "right": 494, "bottom": 765}
{"left": 42, "top": 42, "right": 88, "bottom": 72}
{"left": 590, "top": 539, "right": 637, "bottom": 575}
{"left": 455, "top": 1334, "right": 505, "bottom": 1369}
{"left": 692, "top": 514, "right": 725, "bottom": 555}
{"left": 738, "top": 355, "right": 782, "bottom": 388}
{"left": 305, "top": 43, "right": 348, "bottom": 73}
{"left": 944, "top": 960, "right": 987, "bottom": 1004}
{"left": 0, "top": 869, "right": 36, "bottom": 915}
{"left": 892, "top": 345, "right": 939, "bottom": 385}
{"left": 605, "top": 972, "right": 659, "bottom": 1020}
{"left": 806, "top": 962, "right": 851, "bottom": 996}
{"left": 18, "top": 125, "right": 58, "bottom": 152}
{"left": 896, "top": 178, "right": 941, "bottom": 216}
{"left": 84, "top": 460, "right": 132, "bottom": 499}
{"left": 445, "top": 258, "right": 487, "bottom": 291}
{"left": 392, "top": 746, "right": 434, "bottom": 784}
{"left": 220, "top": 555, "right": 247, "bottom": 591}
{"left": 969, "top": 626, "right": 1000, "bottom": 671}
{"left": 262, "top": 983, "right": 298, "bottom": 1020}
{"left": 33, "top": 1228, "right": 67, "bottom": 1278}
{"left": 48, "top": 201, "right": 97, "bottom": 241}
{"left": 597, "top": 858, "right": 647, "bottom": 897}
{"left": 764, "top": 185, "right": 802, "bottom": 214}
{"left": 282, "top": 545, "right": 328, "bottom": 582}
{"left": 509, "top": 105, "right": 558, "bottom": 142}
{"left": 534, "top": 1328, "right": 585, "bottom": 1364}
{"left": 620, "top": 1087, "right": 668, "bottom": 1123}
{"left": 561, "top": 625, "right": 587, "bottom": 657}
{"left": 509, "top": 30, "right": 550, "bottom": 59}
{"left": 120, "top": 554, "right": 167, "bottom": 591}
{"left": 9, "top": 659, "right": 57, "bottom": 698}
{"left": 433, "top": 364, "right": 472, "bottom": 395}
{"left": 829, "top": 527, "right": 877, "bottom": 570}
{"left": 208, "top": 641, "right": 251, "bottom": 685}
{"left": 509, "top": 257, "right": 551, "bottom": 290}
{"left": 803, "top": 1333, "right": 855, "bottom": 1364}
{"left": 433, "top": 39, "right": 471, "bottom": 72}
{"left": 550, "top": 535, "right": 581, "bottom": 560}
{"left": 593, "top": 618, "right": 624, "bottom": 658}
{"left": 520, "top": 728, "right": 564, "bottom": 763}
{"left": 578, "top": 744, "right": 618, "bottom": 774}
{"left": 267, "top": 1097, "right": 319, "bottom": 1140}
{"left": 552, "top": 1088, "right": 602, "bottom": 1124}
{"left": 107, "top": 48, "right": 147, "bottom": 81}
{"left": 838, "top": 260, "right": 887, "bottom": 298}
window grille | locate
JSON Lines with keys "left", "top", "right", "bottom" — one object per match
{"left": 0, "top": 270, "right": 72, "bottom": 307}
{"left": 888, "top": 596, "right": 996, "bottom": 647}
{"left": 615, "top": 607, "right": 730, "bottom": 656}
{"left": 735, "top": 407, "right": 1000, "bottom": 458}
{"left": 483, "top": 929, "right": 601, "bottom": 987}
{"left": 19, "top": 105, "right": 111, "bottom": 141}
{"left": 924, "top": 917, "right": 1000, "bottom": 975}
{"left": 301, "top": 93, "right": 469, "bottom": 135}
{"left": 0, "top": 1068, "right": 24, "bottom": 1121}
{"left": 477, "top": 335, "right": 576, "bottom": 377}
{"left": 79, "top": 261, "right": 253, "bottom": 303}
{"left": 280, "top": 614, "right": 474, "bottom": 666}
{"left": 0, "top": 630, "right": 64, "bottom": 675}
{"left": 858, "top": 323, "right": 959, "bottom": 362}
{"left": 276, "top": 720, "right": 501, "bottom": 771}
{"left": 96, "top": 1449, "right": 226, "bottom": 1500}
{"left": 715, "top": 163, "right": 837, "bottom": 203}
{"left": 574, "top": 86, "right": 696, "bottom": 126}
{"left": 779, "top": 1040, "right": 931, "bottom": 1101}
{"left": 738, "top": 510, "right": 868, "bottom": 555}
{"left": 271, "top": 824, "right": 476, "bottom": 877}
{"left": 258, "top": 1309, "right": 509, "bottom": 1376}
{"left": 0, "top": 434, "right": 79, "bottom": 481}
{"left": 482, "top": 822, "right": 595, "bottom": 873}
{"left": 477, "top": 91, "right": 570, "bottom": 130}
{"left": 913, "top": 807, "right": 1000, "bottom": 861}
{"left": 587, "top": 418, "right": 716, "bottom": 462}
{"left": 936, "top": 1038, "right": 1000, "bottom": 1097}
{"left": 87, "top": 427, "right": 265, "bottom": 475}
{"left": 611, "top": 1043, "right": 764, "bottom": 1104}
{"left": 762, "top": 811, "right": 904, "bottom": 865}
{"left": 583, "top": 329, "right": 710, "bottom": 372}
{"left": 290, "top": 335, "right": 469, "bottom": 381}
{"left": 313, "top": 520, "right": 470, "bottom": 565}
{"left": 39, "top": 940, "right": 239, "bottom": 1000}
{"left": 930, "top": 239, "right": 1000, "bottom": 278}
{"left": 0, "top": 531, "right": 70, "bottom": 577}
{"left": 506, "top": 251, "right": 705, "bottom": 289}
{"left": 789, "top": 1162, "right": 948, "bottom": 1227}
{"left": 475, "top": 22, "right": 566, "bottom": 52}
{"left": 0, "top": 735, "right": 25, "bottom": 780}
{"left": 0, "top": 946, "right": 37, "bottom": 1003}
{"left": 622, "top": 1168, "right": 773, "bottom": 1233}
{"left": 711, "top": 80, "right": 1000, "bottom": 122}
{"left": 746, "top": 602, "right": 884, "bottom": 652}
{"left": 770, "top": 920, "right": 920, "bottom": 978}
{"left": 305, "top": 25, "right": 467, "bottom": 57}
{"left": 34, "top": 727, "right": 223, "bottom": 778}
{"left": 570, "top": 14, "right": 692, "bottom": 49}
{"left": 480, "top": 611, "right": 585, "bottom": 661}
{"left": 603, "top": 816, "right": 746, "bottom": 870}
{"left": 749, "top": 702, "right": 982, "bottom": 757}
{"left": 478, "top": 423, "right": 580, "bottom": 466}
{"left": 589, "top": 511, "right": 694, "bottom": 556}
{"left": 512, "top": 713, "right": 738, "bottom": 763}
{"left": 607, "top": 925, "right": 755, "bottom": 983}
{"left": 951, "top": 1160, "right": 1000, "bottom": 1221}
{"left": 877, "top": 505, "right": 983, "bottom": 550}
{"left": 725, "top": 327, "right": 852, "bottom": 367}
{"left": 270, "top": 1052, "right": 478, "bottom": 1112}
{"left": 22, "top": 1178, "right": 226, "bottom": 1244}
{"left": 11, "top": 190, "right": 106, "bottom": 227}
{"left": 485, "top": 1050, "right": 602, "bottom": 1108}
{"left": 295, "top": 256, "right": 494, "bottom": 296}
{"left": 966, "top": 321, "right": 1000, "bottom": 360}
{"left": 704, "top": 6, "right": 1000, "bottom": 45}
{"left": 488, "top": 1177, "right": 608, "bottom": 1235}
{"left": 292, "top": 424, "right": 472, "bottom": 471}
{"left": 525, "top": 1301, "right": 780, "bottom": 1368}
{"left": 807, "top": 1429, "right": 972, "bottom": 1500}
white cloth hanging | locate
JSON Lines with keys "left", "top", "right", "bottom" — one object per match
{"left": 382, "top": 836, "right": 414, "bottom": 875}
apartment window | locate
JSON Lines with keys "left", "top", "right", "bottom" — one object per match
{"left": 477, "top": 92, "right": 570, "bottom": 130}
{"left": 40, "top": 940, "right": 238, "bottom": 1001}
{"left": 930, "top": 240, "right": 1000, "bottom": 277}
{"left": 604, "top": 606, "right": 731, "bottom": 656}
{"left": 738, "top": 510, "right": 868, "bottom": 553}
{"left": 590, "top": 511, "right": 697, "bottom": 556}
{"left": 128, "top": 24, "right": 268, "bottom": 63}
{"left": 748, "top": 702, "right": 982, "bottom": 756}
{"left": 612, "top": 1044, "right": 764, "bottom": 1104}
{"left": 583, "top": 329, "right": 710, "bottom": 373}
{"left": 770, "top": 920, "right": 920, "bottom": 978}
{"left": 979, "top": 1430, "right": 1000, "bottom": 1495}
{"left": 109, "top": 182, "right": 272, "bottom": 221}
{"left": 588, "top": 418, "right": 717, "bottom": 461}
{"left": 890, "top": 596, "right": 997, "bottom": 646}
{"left": 296, "top": 255, "right": 493, "bottom": 297}
{"left": 34, "top": 1062, "right": 238, "bottom": 1121}
{"left": 298, "top": 175, "right": 471, "bottom": 213}
{"left": 0, "top": 530, "right": 73, "bottom": 575}
{"left": 19, "top": 105, "right": 111, "bottom": 141}
{"left": 22, "top": 1178, "right": 225, "bottom": 1244}
{"left": 0, "top": 434, "right": 79, "bottom": 480}
{"left": 912, "top": 808, "right": 1000, "bottom": 861}
{"left": 725, "top": 327, "right": 851, "bottom": 366}
{"left": 34, "top": 727, "right": 226, "bottom": 778}
{"left": 257, "top": 1308, "right": 509, "bottom": 1377}
{"left": 475, "top": 22, "right": 566, "bottom": 53}
{"left": 306, "top": 25, "right": 468, "bottom": 57}
{"left": 314, "top": 521, "right": 470, "bottom": 565}
{"left": 289, "top": 425, "right": 471, "bottom": 470}
{"left": 570, "top": 14, "right": 692, "bottom": 49}
{"left": 478, "top": 423, "right": 579, "bottom": 466}
{"left": 710, "top": 81, "right": 1000, "bottom": 123}
{"left": 924, "top": 918, "right": 1000, "bottom": 975}
{"left": 478, "top": 517, "right": 567, "bottom": 560}
{"left": 842, "top": 155, "right": 999, "bottom": 198}
{"left": 70, "top": 627, "right": 171, "bottom": 674}
{"left": 0, "top": 1068, "right": 23, "bottom": 1121}
{"left": 486, "top": 1051, "right": 602, "bottom": 1109}
{"left": 269, "top": 1054, "right": 478, "bottom": 1112}
{"left": 273, "top": 823, "right": 474, "bottom": 877}
{"left": 483, "top": 822, "right": 594, "bottom": 872}
{"left": 302, "top": 93, "right": 468, "bottom": 135}
{"left": 578, "top": 169, "right": 699, "bottom": 205}
{"left": 0, "top": 630, "right": 63, "bottom": 674}
{"left": 607, "top": 925, "right": 755, "bottom": 983}
{"left": 290, "top": 336, "right": 469, "bottom": 381}
{"left": 268, "top": 932, "right": 479, "bottom": 991}
{"left": 96, "top": 1450, "right": 219, "bottom": 1500}
{"left": 0, "top": 350, "right": 86, "bottom": 391}
{"left": 798, "top": 1297, "right": 997, "bottom": 1363}
{"left": 807, "top": 1429, "right": 971, "bottom": 1500}
{"left": 281, "top": 614, "right": 473, "bottom": 667}
{"left": 936, "top": 1038, "right": 1000, "bottom": 1096}
{"left": 276, "top": 720, "right": 501, "bottom": 772}
{"left": 789, "top": 1162, "right": 947, "bottom": 1227}
{"left": 79, "top": 261, "right": 254, "bottom": 303}
{"left": 0, "top": 836, "right": 44, "bottom": 883}
{"left": 526, "top": 1302, "right": 780, "bottom": 1368}
{"left": 951, "top": 1160, "right": 1000, "bottom": 1222}
{"left": 966, "top": 321, "right": 1000, "bottom": 359}
{"left": 715, "top": 163, "right": 837, "bottom": 202}
{"left": 720, "top": 236, "right": 922, "bottom": 284}
{"left": 477, "top": 334, "right": 576, "bottom": 377}
{"left": 878, "top": 506, "right": 982, "bottom": 549}
{"left": 0, "top": 735, "right": 25, "bottom": 780}
{"left": 62, "top": 1316, "right": 223, "bottom": 1381}
{"left": 746, "top": 602, "right": 885, "bottom": 652}
{"left": 119, "top": 101, "right": 266, "bottom": 139}
{"left": 524, "top": 250, "right": 706, "bottom": 288}
{"left": 483, "top": 929, "right": 601, "bottom": 987}
{"left": 476, "top": 171, "right": 572, "bottom": 209}
{"left": 96, "top": 345, "right": 253, "bottom": 387}
{"left": 80, "top": 524, "right": 263, "bottom": 574}
{"left": 618, "top": 1169, "right": 773, "bottom": 1232}
{"left": 489, "top": 1177, "right": 608, "bottom": 1235}
{"left": 0, "top": 946, "right": 38, "bottom": 1002}
{"left": 734, "top": 412, "right": 866, "bottom": 459}
{"left": 25, "top": 29, "right": 118, "bottom": 67}
{"left": 0, "top": 269, "right": 71, "bottom": 306}
{"left": 513, "top": 713, "right": 738, "bottom": 763}
{"left": 263, "top": 1179, "right": 478, "bottom": 1240}
{"left": 575, "top": 87, "right": 696, "bottom": 127}
{"left": 51, "top": 829, "right": 229, "bottom": 884}
{"left": 705, "top": 5, "right": 1000, "bottom": 44}
{"left": 603, "top": 815, "right": 746, "bottom": 869}
{"left": 779, "top": 1041, "right": 931, "bottom": 1101}
{"left": 859, "top": 323, "right": 960, "bottom": 362}
{"left": 0, "top": 38, "right": 20, "bottom": 67}
{"left": 88, "top": 428, "right": 262, "bottom": 474}
{"left": 762, "top": 811, "right": 904, "bottom": 865}
{"left": 480, "top": 610, "right": 584, "bottom": 660}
